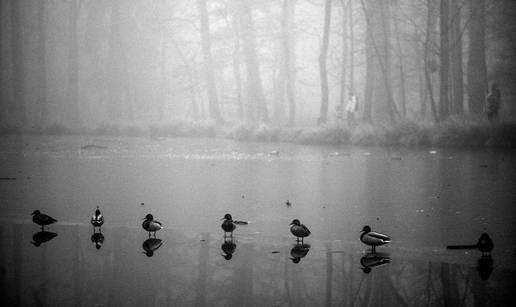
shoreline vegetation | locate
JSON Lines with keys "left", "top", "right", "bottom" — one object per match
{"left": 1, "top": 118, "right": 515, "bottom": 148}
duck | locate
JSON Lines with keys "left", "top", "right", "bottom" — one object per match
{"left": 91, "top": 206, "right": 104, "bottom": 228}
{"left": 360, "top": 225, "right": 391, "bottom": 253}
{"left": 221, "top": 214, "right": 236, "bottom": 237}
{"left": 142, "top": 238, "right": 163, "bottom": 257}
{"left": 91, "top": 232, "right": 105, "bottom": 250}
{"left": 446, "top": 232, "right": 494, "bottom": 254}
{"left": 31, "top": 210, "right": 57, "bottom": 230}
{"left": 477, "top": 233, "right": 494, "bottom": 254}
{"left": 31, "top": 231, "right": 58, "bottom": 247}
{"left": 359, "top": 252, "right": 391, "bottom": 273}
{"left": 290, "top": 243, "right": 310, "bottom": 263}
{"left": 290, "top": 219, "right": 311, "bottom": 243}
{"left": 142, "top": 214, "right": 163, "bottom": 237}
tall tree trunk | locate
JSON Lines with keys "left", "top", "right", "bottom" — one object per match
{"left": 65, "top": 0, "right": 80, "bottom": 127}
{"left": 424, "top": 0, "right": 439, "bottom": 122}
{"left": 230, "top": 11, "right": 244, "bottom": 121}
{"left": 318, "top": 0, "right": 332, "bottom": 125}
{"left": 349, "top": 0, "right": 354, "bottom": 96}
{"left": 393, "top": 9, "right": 406, "bottom": 118}
{"left": 239, "top": 0, "right": 269, "bottom": 123}
{"left": 36, "top": 0, "right": 48, "bottom": 127}
{"left": 361, "top": 0, "right": 397, "bottom": 124}
{"left": 450, "top": 0, "right": 463, "bottom": 115}
{"left": 467, "top": 0, "right": 486, "bottom": 114}
{"left": 439, "top": 0, "right": 450, "bottom": 120}
{"left": 197, "top": 0, "right": 222, "bottom": 123}
{"left": 283, "top": 0, "right": 296, "bottom": 126}
{"left": 339, "top": 0, "right": 348, "bottom": 119}
{"left": 363, "top": 23, "right": 374, "bottom": 123}
{"left": 10, "top": 0, "right": 26, "bottom": 126}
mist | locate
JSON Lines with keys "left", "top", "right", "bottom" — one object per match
{"left": 0, "top": 0, "right": 515, "bottom": 143}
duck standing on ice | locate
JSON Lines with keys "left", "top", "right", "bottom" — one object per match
{"left": 360, "top": 225, "right": 391, "bottom": 253}
{"left": 221, "top": 214, "right": 236, "bottom": 238}
{"left": 142, "top": 214, "right": 163, "bottom": 237}
{"left": 91, "top": 206, "right": 104, "bottom": 229}
{"left": 31, "top": 210, "right": 57, "bottom": 230}
{"left": 290, "top": 219, "right": 311, "bottom": 243}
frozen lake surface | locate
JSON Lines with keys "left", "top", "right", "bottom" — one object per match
{"left": 0, "top": 135, "right": 515, "bottom": 306}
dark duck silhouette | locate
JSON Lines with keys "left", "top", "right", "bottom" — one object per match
{"left": 290, "top": 219, "right": 311, "bottom": 243}
{"left": 446, "top": 232, "right": 494, "bottom": 255}
{"left": 31, "top": 210, "right": 57, "bottom": 230}
{"left": 221, "top": 214, "right": 236, "bottom": 238}
{"left": 290, "top": 243, "right": 310, "bottom": 263}
{"left": 477, "top": 254, "right": 494, "bottom": 280}
{"left": 142, "top": 214, "right": 163, "bottom": 237}
{"left": 360, "top": 225, "right": 391, "bottom": 253}
{"left": 31, "top": 231, "right": 58, "bottom": 247}
{"left": 91, "top": 206, "right": 104, "bottom": 229}
{"left": 221, "top": 239, "right": 237, "bottom": 260}
{"left": 91, "top": 232, "right": 105, "bottom": 250}
{"left": 142, "top": 238, "right": 163, "bottom": 257}
{"left": 359, "top": 252, "right": 391, "bottom": 273}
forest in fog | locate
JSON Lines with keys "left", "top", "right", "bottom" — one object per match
{"left": 0, "top": 0, "right": 515, "bottom": 138}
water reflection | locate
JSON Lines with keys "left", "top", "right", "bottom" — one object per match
{"left": 290, "top": 243, "right": 310, "bottom": 263}
{"left": 221, "top": 238, "right": 237, "bottom": 260}
{"left": 91, "top": 230, "right": 105, "bottom": 250}
{"left": 31, "top": 230, "right": 58, "bottom": 247}
{"left": 142, "top": 237, "right": 163, "bottom": 257}
{"left": 359, "top": 252, "right": 390, "bottom": 274}
{"left": 477, "top": 255, "right": 494, "bottom": 280}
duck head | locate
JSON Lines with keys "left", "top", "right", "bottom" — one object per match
{"left": 145, "top": 251, "right": 154, "bottom": 257}
{"left": 290, "top": 219, "right": 301, "bottom": 226}
{"left": 143, "top": 214, "right": 154, "bottom": 221}
{"left": 290, "top": 257, "right": 301, "bottom": 264}
{"left": 31, "top": 210, "right": 40, "bottom": 216}
{"left": 222, "top": 214, "right": 232, "bottom": 221}
{"left": 361, "top": 225, "right": 371, "bottom": 233}
{"left": 223, "top": 254, "right": 233, "bottom": 260}
{"left": 361, "top": 267, "right": 372, "bottom": 274}
{"left": 95, "top": 206, "right": 101, "bottom": 216}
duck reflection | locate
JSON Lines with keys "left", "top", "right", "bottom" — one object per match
{"left": 142, "top": 238, "right": 163, "bottom": 257}
{"left": 359, "top": 252, "right": 390, "bottom": 274}
{"left": 221, "top": 238, "right": 237, "bottom": 260}
{"left": 91, "top": 231, "right": 105, "bottom": 250}
{"left": 477, "top": 254, "right": 494, "bottom": 280}
{"left": 290, "top": 243, "right": 310, "bottom": 264}
{"left": 31, "top": 230, "right": 58, "bottom": 247}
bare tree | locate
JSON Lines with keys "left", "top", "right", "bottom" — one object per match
{"left": 439, "top": 0, "right": 450, "bottom": 120}
{"left": 318, "top": 0, "right": 332, "bottom": 125}
{"left": 197, "top": 0, "right": 222, "bottom": 123}
{"left": 467, "top": 0, "right": 487, "bottom": 114}
{"left": 283, "top": 0, "right": 297, "bottom": 126}
{"left": 449, "top": 0, "right": 463, "bottom": 115}
{"left": 65, "top": 0, "right": 81, "bottom": 127}
{"left": 10, "top": 0, "right": 26, "bottom": 125}
{"left": 238, "top": 0, "right": 269, "bottom": 123}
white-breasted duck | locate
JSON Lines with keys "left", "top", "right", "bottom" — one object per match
{"left": 142, "top": 214, "right": 163, "bottom": 237}
{"left": 31, "top": 210, "right": 57, "bottom": 230}
{"left": 360, "top": 225, "right": 391, "bottom": 252}
{"left": 91, "top": 206, "right": 104, "bottom": 228}
{"left": 221, "top": 214, "right": 236, "bottom": 237}
{"left": 290, "top": 219, "right": 311, "bottom": 243}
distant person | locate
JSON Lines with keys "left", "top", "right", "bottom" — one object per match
{"left": 346, "top": 94, "right": 358, "bottom": 127}
{"left": 485, "top": 83, "right": 501, "bottom": 122}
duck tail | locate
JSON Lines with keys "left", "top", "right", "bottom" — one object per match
{"left": 446, "top": 245, "right": 477, "bottom": 249}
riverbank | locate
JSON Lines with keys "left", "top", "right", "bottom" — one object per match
{"left": 2, "top": 118, "right": 515, "bottom": 148}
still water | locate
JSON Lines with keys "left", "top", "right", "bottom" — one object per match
{"left": 0, "top": 136, "right": 515, "bottom": 306}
